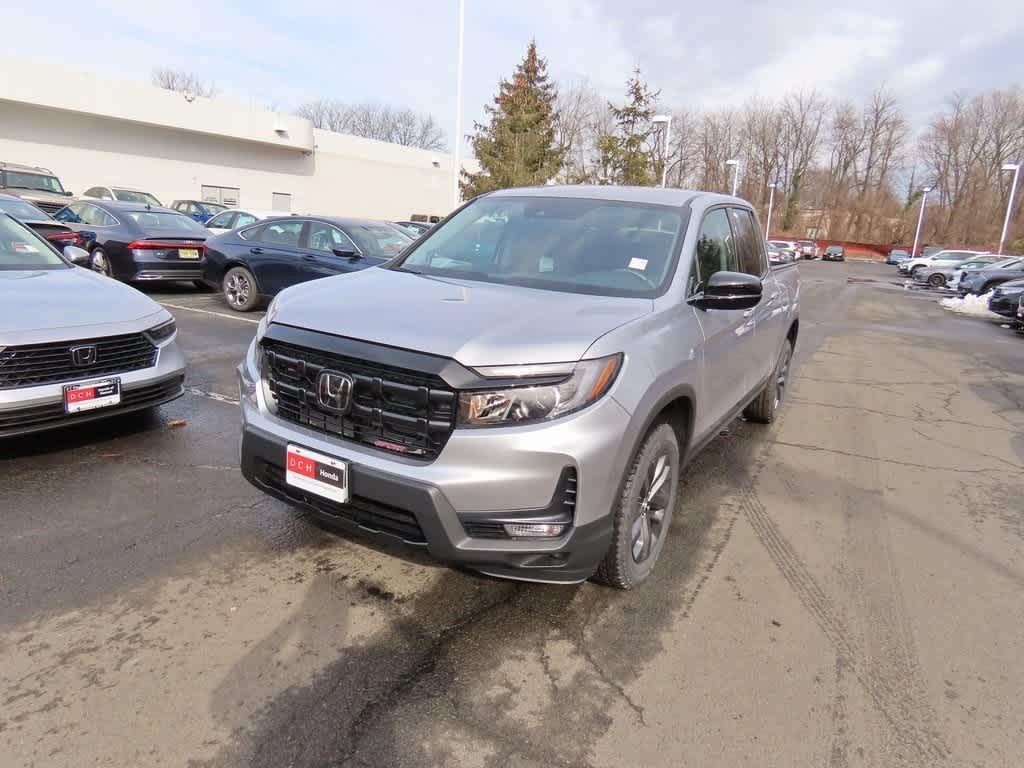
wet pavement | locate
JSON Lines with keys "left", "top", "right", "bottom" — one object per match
{"left": 2, "top": 262, "right": 1022, "bottom": 767}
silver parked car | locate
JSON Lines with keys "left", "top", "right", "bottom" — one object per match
{"left": 0, "top": 213, "right": 186, "bottom": 437}
{"left": 237, "top": 186, "right": 800, "bottom": 588}
{"left": 914, "top": 255, "right": 1005, "bottom": 288}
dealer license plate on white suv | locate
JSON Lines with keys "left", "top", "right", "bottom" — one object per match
{"left": 285, "top": 445, "right": 349, "bottom": 504}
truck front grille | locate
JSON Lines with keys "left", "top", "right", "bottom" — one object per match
{"left": 0, "top": 333, "right": 157, "bottom": 390}
{"left": 262, "top": 339, "right": 457, "bottom": 461}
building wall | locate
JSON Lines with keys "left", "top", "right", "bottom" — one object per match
{"left": 0, "top": 57, "right": 456, "bottom": 220}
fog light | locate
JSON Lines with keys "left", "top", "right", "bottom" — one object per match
{"left": 504, "top": 523, "right": 567, "bottom": 538}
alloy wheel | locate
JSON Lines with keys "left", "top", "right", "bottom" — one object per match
{"left": 774, "top": 342, "right": 792, "bottom": 410}
{"left": 224, "top": 272, "right": 251, "bottom": 308}
{"left": 631, "top": 454, "right": 671, "bottom": 563}
{"left": 91, "top": 251, "right": 110, "bottom": 276}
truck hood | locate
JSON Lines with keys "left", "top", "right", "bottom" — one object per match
{"left": 0, "top": 267, "right": 167, "bottom": 343}
{"left": 271, "top": 267, "right": 653, "bottom": 367}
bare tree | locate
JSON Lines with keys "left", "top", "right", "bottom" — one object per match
{"left": 295, "top": 100, "right": 446, "bottom": 151}
{"left": 151, "top": 68, "right": 217, "bottom": 99}
{"left": 779, "top": 90, "right": 827, "bottom": 230}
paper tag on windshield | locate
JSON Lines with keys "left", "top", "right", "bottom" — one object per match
{"left": 628, "top": 257, "right": 648, "bottom": 271}
{"left": 539, "top": 255, "right": 554, "bottom": 272}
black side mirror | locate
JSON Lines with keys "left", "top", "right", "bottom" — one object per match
{"left": 332, "top": 247, "right": 359, "bottom": 259}
{"left": 689, "top": 271, "right": 762, "bottom": 311}
{"left": 65, "top": 191, "right": 74, "bottom": 196}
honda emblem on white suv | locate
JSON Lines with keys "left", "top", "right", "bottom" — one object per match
{"left": 317, "top": 371, "right": 354, "bottom": 414}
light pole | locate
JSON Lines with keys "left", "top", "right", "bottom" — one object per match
{"left": 652, "top": 115, "right": 672, "bottom": 188}
{"left": 451, "top": 0, "right": 465, "bottom": 210}
{"left": 764, "top": 182, "right": 778, "bottom": 238}
{"left": 911, "top": 185, "right": 932, "bottom": 257}
{"left": 998, "top": 162, "right": 1021, "bottom": 254}
{"left": 726, "top": 158, "right": 741, "bottom": 197}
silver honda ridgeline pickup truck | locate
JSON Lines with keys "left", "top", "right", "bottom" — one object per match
{"left": 239, "top": 186, "right": 799, "bottom": 588}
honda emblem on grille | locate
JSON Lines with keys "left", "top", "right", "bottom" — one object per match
{"left": 317, "top": 371, "right": 354, "bottom": 414}
{"left": 70, "top": 345, "right": 98, "bottom": 367}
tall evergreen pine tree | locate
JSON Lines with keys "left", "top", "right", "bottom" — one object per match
{"left": 598, "top": 69, "right": 660, "bottom": 186}
{"left": 461, "top": 41, "right": 564, "bottom": 198}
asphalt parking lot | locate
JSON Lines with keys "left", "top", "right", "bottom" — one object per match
{"left": 3, "top": 261, "right": 1023, "bottom": 768}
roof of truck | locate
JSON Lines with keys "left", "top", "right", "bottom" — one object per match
{"left": 486, "top": 184, "right": 735, "bottom": 208}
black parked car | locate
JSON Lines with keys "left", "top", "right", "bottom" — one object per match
{"left": 54, "top": 200, "right": 209, "bottom": 284}
{"left": 987, "top": 278, "right": 1024, "bottom": 318}
{"left": 822, "top": 245, "right": 846, "bottom": 261}
{"left": 202, "top": 216, "right": 413, "bottom": 311}
{"left": 957, "top": 261, "right": 1024, "bottom": 296}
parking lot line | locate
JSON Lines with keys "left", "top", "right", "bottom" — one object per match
{"left": 186, "top": 386, "right": 240, "bottom": 406}
{"left": 159, "top": 302, "right": 260, "bottom": 324}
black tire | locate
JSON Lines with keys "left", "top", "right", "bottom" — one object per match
{"left": 594, "top": 423, "right": 680, "bottom": 589}
{"left": 744, "top": 337, "right": 793, "bottom": 424}
{"left": 222, "top": 266, "right": 260, "bottom": 312}
{"left": 928, "top": 273, "right": 946, "bottom": 287}
{"left": 90, "top": 248, "right": 113, "bottom": 278}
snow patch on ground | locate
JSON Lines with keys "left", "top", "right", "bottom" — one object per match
{"left": 939, "top": 291, "right": 1001, "bottom": 319}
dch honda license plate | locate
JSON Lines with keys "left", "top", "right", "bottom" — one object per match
{"left": 63, "top": 378, "right": 121, "bottom": 414}
{"left": 285, "top": 445, "right": 349, "bottom": 504}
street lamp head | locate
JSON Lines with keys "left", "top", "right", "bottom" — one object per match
{"left": 767, "top": 181, "right": 778, "bottom": 189}
{"left": 1002, "top": 162, "right": 1021, "bottom": 172}
{"left": 725, "top": 158, "right": 739, "bottom": 167}
{"left": 921, "top": 185, "right": 933, "bottom": 193}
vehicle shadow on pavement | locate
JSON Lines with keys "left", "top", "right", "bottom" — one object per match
{"left": 188, "top": 425, "right": 763, "bottom": 768}
{"left": 0, "top": 409, "right": 165, "bottom": 460}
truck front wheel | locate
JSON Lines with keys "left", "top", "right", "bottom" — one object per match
{"left": 594, "top": 422, "right": 680, "bottom": 589}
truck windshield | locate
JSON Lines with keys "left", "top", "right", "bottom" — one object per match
{"left": 2, "top": 171, "right": 65, "bottom": 195}
{"left": 391, "top": 196, "right": 685, "bottom": 298}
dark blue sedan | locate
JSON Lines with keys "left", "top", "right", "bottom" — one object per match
{"left": 202, "top": 216, "right": 413, "bottom": 311}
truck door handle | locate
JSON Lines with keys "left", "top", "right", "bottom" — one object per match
{"left": 249, "top": 247, "right": 263, "bottom": 255}
{"left": 302, "top": 254, "right": 317, "bottom": 261}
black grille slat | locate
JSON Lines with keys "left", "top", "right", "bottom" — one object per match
{"left": 262, "top": 340, "right": 457, "bottom": 461}
{"left": 0, "top": 377, "right": 182, "bottom": 432}
{"left": 0, "top": 333, "right": 157, "bottom": 390}
{"left": 259, "top": 462, "right": 426, "bottom": 543}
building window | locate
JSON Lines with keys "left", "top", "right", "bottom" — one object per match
{"left": 272, "top": 192, "right": 292, "bottom": 212}
{"left": 201, "top": 185, "right": 240, "bottom": 207}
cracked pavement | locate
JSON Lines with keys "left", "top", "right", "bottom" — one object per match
{"left": 2, "top": 262, "right": 1022, "bottom": 767}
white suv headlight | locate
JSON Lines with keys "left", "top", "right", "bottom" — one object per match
{"left": 458, "top": 354, "right": 622, "bottom": 426}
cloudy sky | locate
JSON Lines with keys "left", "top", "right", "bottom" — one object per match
{"left": 7, "top": 0, "right": 1023, "bottom": 147}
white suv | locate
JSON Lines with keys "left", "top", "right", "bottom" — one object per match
{"left": 898, "top": 249, "right": 988, "bottom": 276}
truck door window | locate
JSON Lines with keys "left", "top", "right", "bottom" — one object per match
{"left": 730, "top": 208, "right": 767, "bottom": 276}
{"left": 694, "top": 208, "right": 738, "bottom": 288}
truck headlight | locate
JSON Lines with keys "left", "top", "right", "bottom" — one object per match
{"left": 458, "top": 354, "right": 622, "bottom": 426}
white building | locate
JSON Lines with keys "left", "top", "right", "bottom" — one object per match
{"left": 0, "top": 58, "right": 459, "bottom": 220}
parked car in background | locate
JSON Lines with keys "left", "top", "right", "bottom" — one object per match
{"left": 899, "top": 249, "right": 989, "bottom": 276}
{"left": 1014, "top": 295, "right": 1024, "bottom": 332}
{"left": 957, "top": 261, "right": 1024, "bottom": 296}
{"left": 797, "top": 240, "right": 819, "bottom": 259}
{"left": 915, "top": 255, "right": 1005, "bottom": 288}
{"left": 766, "top": 242, "right": 786, "bottom": 265}
{"left": 170, "top": 199, "right": 228, "bottom": 224}
{"left": 920, "top": 246, "right": 943, "bottom": 258}
{"left": 0, "top": 193, "right": 90, "bottom": 251}
{"left": 205, "top": 209, "right": 279, "bottom": 235}
{"left": 202, "top": 217, "right": 413, "bottom": 311}
{"left": 0, "top": 162, "right": 74, "bottom": 215}
{"left": 54, "top": 200, "right": 208, "bottom": 284}
{"left": 393, "top": 220, "right": 433, "bottom": 236}
{"left": 768, "top": 240, "right": 800, "bottom": 261}
{"left": 987, "top": 278, "right": 1024, "bottom": 318}
{"left": 822, "top": 245, "right": 846, "bottom": 261}
{"left": 886, "top": 248, "right": 910, "bottom": 265}
{"left": 237, "top": 186, "right": 800, "bottom": 588}
{"left": 0, "top": 213, "right": 185, "bottom": 437}
{"left": 82, "top": 186, "right": 163, "bottom": 206}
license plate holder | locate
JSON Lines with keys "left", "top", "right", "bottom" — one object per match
{"left": 63, "top": 378, "right": 121, "bottom": 414}
{"left": 285, "top": 445, "right": 349, "bottom": 504}
{"left": 178, "top": 248, "right": 200, "bottom": 260}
